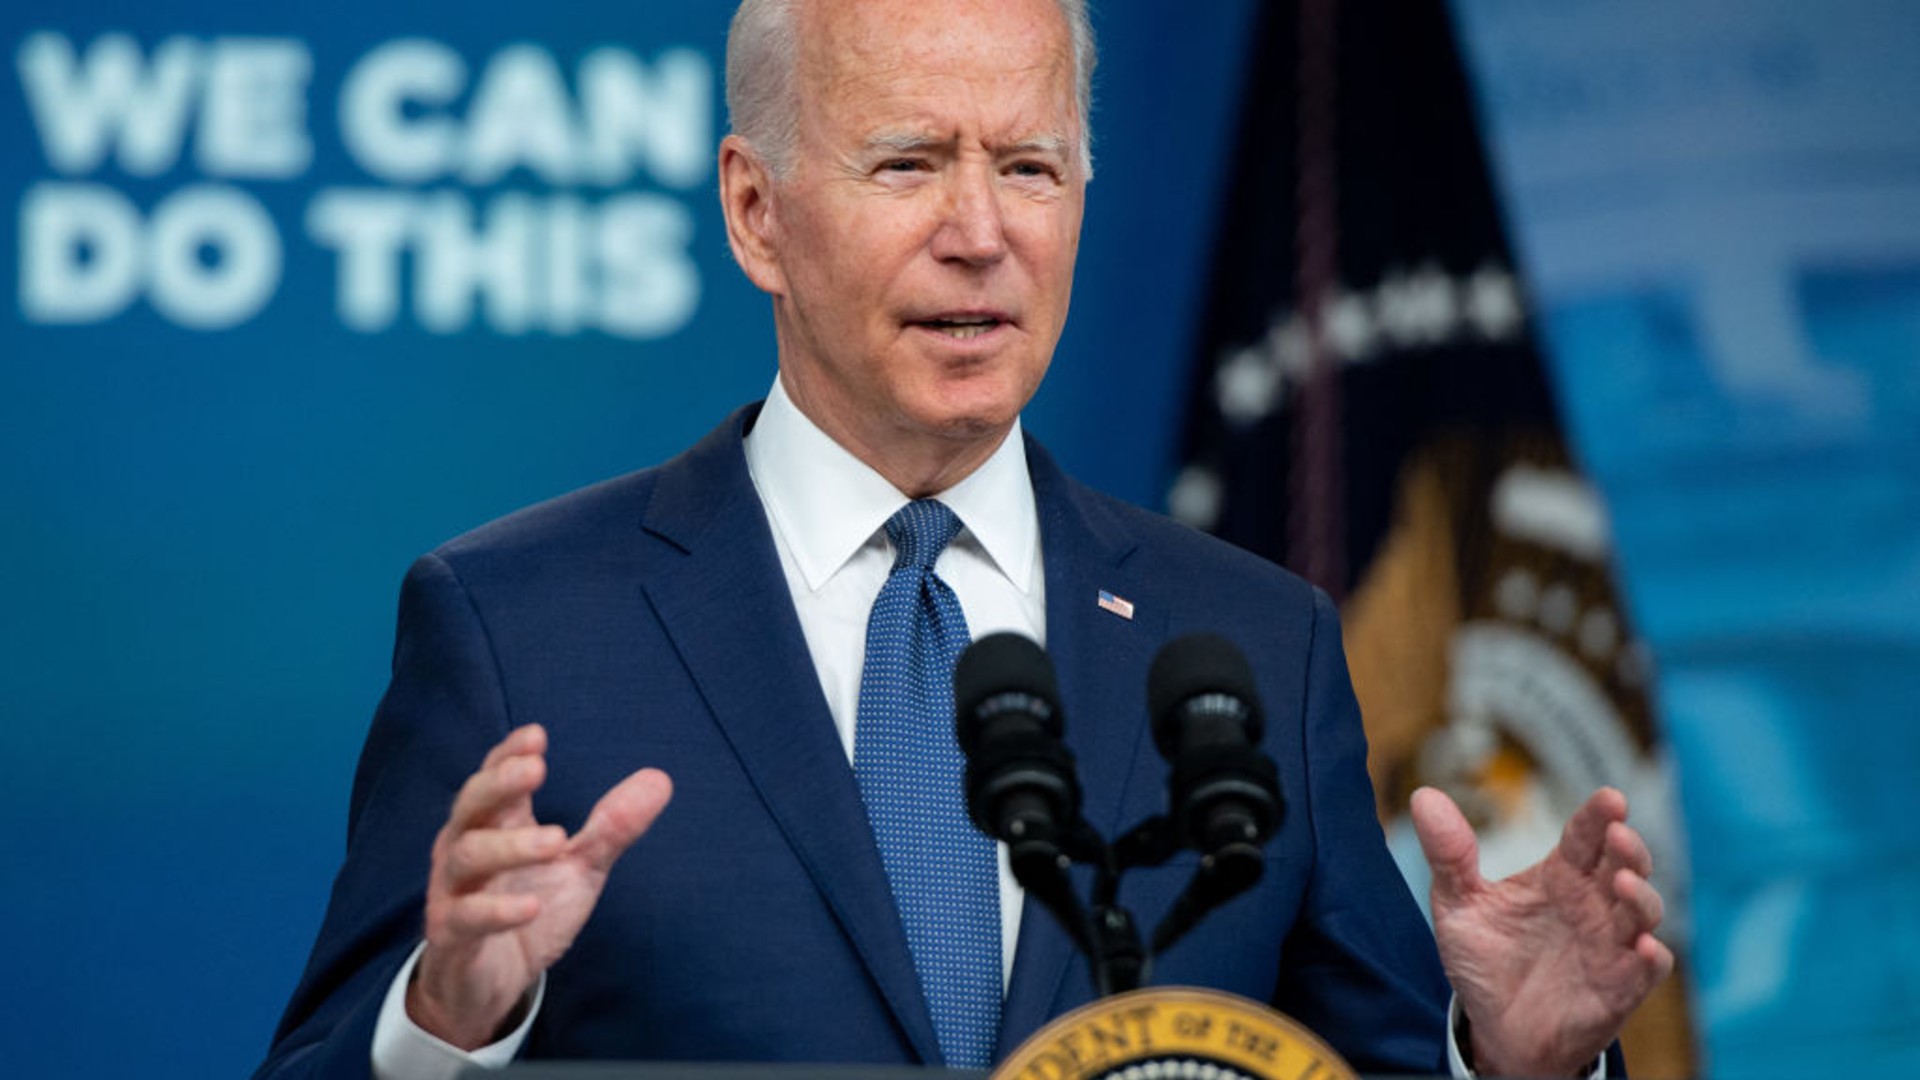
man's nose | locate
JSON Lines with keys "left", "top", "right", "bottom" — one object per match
{"left": 931, "top": 163, "right": 1010, "bottom": 266}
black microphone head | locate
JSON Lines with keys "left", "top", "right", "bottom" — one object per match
{"left": 1149, "top": 634, "right": 1282, "bottom": 854}
{"left": 1147, "top": 633, "right": 1264, "bottom": 758}
{"left": 954, "top": 631, "right": 1062, "bottom": 753}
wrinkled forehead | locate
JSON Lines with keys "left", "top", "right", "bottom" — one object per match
{"left": 795, "top": 0, "right": 1080, "bottom": 134}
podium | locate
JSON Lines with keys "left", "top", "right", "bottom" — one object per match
{"left": 464, "top": 1060, "right": 1443, "bottom": 1068}
{"left": 464, "top": 1060, "right": 975, "bottom": 1068}
{"left": 471, "top": 986, "right": 1377, "bottom": 1080}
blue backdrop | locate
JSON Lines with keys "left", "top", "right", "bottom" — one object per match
{"left": 1452, "top": 1, "right": 1920, "bottom": 1075}
{"left": 5, "top": 1, "right": 1917, "bottom": 1077}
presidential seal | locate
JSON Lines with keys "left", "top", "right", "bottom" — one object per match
{"left": 993, "top": 988, "right": 1358, "bottom": 1080}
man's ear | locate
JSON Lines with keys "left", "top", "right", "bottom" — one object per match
{"left": 719, "top": 134, "right": 787, "bottom": 296}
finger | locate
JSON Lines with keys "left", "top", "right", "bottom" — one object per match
{"left": 1409, "top": 787, "right": 1483, "bottom": 906}
{"left": 570, "top": 768, "right": 674, "bottom": 873}
{"left": 443, "top": 824, "right": 568, "bottom": 893}
{"left": 1592, "top": 931, "right": 1675, "bottom": 1016}
{"left": 438, "top": 891, "right": 542, "bottom": 941}
{"left": 479, "top": 723, "right": 547, "bottom": 773}
{"left": 1557, "top": 786, "right": 1629, "bottom": 872}
{"left": 1637, "top": 931, "right": 1677, "bottom": 985}
{"left": 1603, "top": 820, "right": 1654, "bottom": 879}
{"left": 447, "top": 752, "right": 547, "bottom": 834}
{"left": 1610, "top": 930, "right": 1677, "bottom": 1010}
{"left": 1610, "top": 869, "right": 1666, "bottom": 943}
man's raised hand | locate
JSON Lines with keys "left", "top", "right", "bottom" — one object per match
{"left": 1411, "top": 785, "right": 1672, "bottom": 1078}
{"left": 407, "top": 723, "right": 673, "bottom": 1049}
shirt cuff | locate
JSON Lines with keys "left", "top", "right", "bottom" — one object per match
{"left": 370, "top": 942, "right": 545, "bottom": 1080}
{"left": 1446, "top": 995, "right": 1606, "bottom": 1079}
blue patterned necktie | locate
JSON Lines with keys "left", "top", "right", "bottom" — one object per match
{"left": 853, "top": 499, "right": 1002, "bottom": 1068}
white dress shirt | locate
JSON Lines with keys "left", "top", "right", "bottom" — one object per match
{"left": 371, "top": 376, "right": 1043, "bottom": 1078}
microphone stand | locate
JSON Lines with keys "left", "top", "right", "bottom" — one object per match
{"left": 1009, "top": 813, "right": 1265, "bottom": 999}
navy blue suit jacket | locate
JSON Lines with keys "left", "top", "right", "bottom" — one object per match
{"left": 257, "top": 406, "right": 1450, "bottom": 1078}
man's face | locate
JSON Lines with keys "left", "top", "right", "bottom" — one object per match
{"left": 756, "top": 0, "right": 1086, "bottom": 471}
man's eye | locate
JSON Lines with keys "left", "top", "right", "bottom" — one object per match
{"left": 881, "top": 158, "right": 925, "bottom": 173}
{"left": 1009, "top": 161, "right": 1057, "bottom": 179}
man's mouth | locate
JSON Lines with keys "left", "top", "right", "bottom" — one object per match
{"left": 914, "top": 315, "right": 1007, "bottom": 341}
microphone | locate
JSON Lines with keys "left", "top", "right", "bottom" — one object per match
{"left": 955, "top": 633, "right": 1104, "bottom": 970}
{"left": 1146, "top": 634, "right": 1283, "bottom": 958}
{"left": 1147, "top": 633, "right": 1282, "bottom": 858}
{"left": 954, "top": 632, "right": 1083, "bottom": 866}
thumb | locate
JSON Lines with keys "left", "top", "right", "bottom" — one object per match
{"left": 1410, "top": 786, "right": 1482, "bottom": 907}
{"left": 571, "top": 767, "right": 674, "bottom": 872}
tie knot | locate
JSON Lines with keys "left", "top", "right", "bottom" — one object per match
{"left": 885, "top": 499, "right": 963, "bottom": 572}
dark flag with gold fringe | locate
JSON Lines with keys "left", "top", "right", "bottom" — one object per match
{"left": 1169, "top": 1, "right": 1695, "bottom": 1073}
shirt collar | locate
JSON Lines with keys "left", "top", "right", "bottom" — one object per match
{"left": 743, "top": 375, "right": 1038, "bottom": 595}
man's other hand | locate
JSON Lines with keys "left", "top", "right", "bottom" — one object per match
{"left": 1411, "top": 785, "right": 1673, "bottom": 1078}
{"left": 407, "top": 723, "right": 673, "bottom": 1049}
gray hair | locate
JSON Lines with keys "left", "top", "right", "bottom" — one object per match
{"left": 726, "top": 0, "right": 1097, "bottom": 179}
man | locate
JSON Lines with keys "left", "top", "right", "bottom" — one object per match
{"left": 257, "top": 1, "right": 1671, "bottom": 1077}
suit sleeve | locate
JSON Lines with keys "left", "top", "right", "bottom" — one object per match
{"left": 253, "top": 554, "right": 516, "bottom": 1080}
{"left": 1271, "top": 587, "right": 1453, "bottom": 1075}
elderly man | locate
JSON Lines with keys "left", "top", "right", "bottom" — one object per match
{"left": 256, "top": 1, "right": 1671, "bottom": 1077}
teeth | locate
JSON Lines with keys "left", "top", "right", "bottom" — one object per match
{"left": 925, "top": 318, "right": 999, "bottom": 340}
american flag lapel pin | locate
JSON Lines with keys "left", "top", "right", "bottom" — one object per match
{"left": 1096, "top": 589, "right": 1135, "bottom": 620}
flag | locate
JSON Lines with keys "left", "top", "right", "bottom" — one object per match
{"left": 1170, "top": 1, "right": 1695, "bottom": 1073}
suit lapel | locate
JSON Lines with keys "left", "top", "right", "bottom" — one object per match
{"left": 638, "top": 407, "right": 942, "bottom": 1064}
{"left": 998, "top": 439, "right": 1167, "bottom": 1056}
